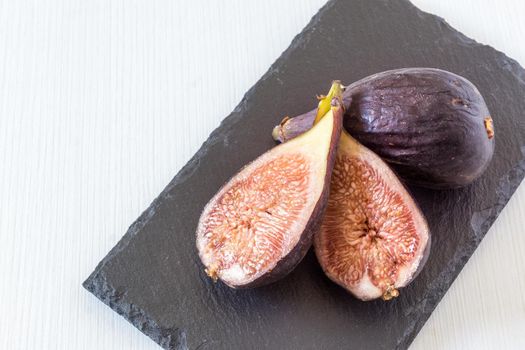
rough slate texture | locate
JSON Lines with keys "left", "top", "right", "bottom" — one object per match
{"left": 83, "top": 0, "right": 525, "bottom": 349}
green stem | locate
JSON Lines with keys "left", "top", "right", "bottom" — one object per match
{"left": 313, "top": 80, "right": 343, "bottom": 125}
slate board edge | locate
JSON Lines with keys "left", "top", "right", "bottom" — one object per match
{"left": 398, "top": 154, "right": 525, "bottom": 348}
{"left": 82, "top": 1, "right": 525, "bottom": 349}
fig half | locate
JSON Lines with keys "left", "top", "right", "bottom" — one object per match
{"left": 196, "top": 83, "right": 343, "bottom": 288}
{"left": 314, "top": 131, "right": 430, "bottom": 301}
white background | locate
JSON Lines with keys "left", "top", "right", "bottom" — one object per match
{"left": 0, "top": 0, "right": 524, "bottom": 349}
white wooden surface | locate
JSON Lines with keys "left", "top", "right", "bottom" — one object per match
{"left": 0, "top": 1, "right": 524, "bottom": 349}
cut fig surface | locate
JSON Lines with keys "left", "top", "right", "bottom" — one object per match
{"left": 197, "top": 84, "right": 343, "bottom": 288}
{"left": 199, "top": 154, "right": 310, "bottom": 283}
{"left": 314, "top": 131, "right": 430, "bottom": 301}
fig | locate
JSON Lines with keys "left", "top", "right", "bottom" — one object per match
{"left": 272, "top": 68, "right": 495, "bottom": 189}
{"left": 314, "top": 131, "right": 430, "bottom": 301}
{"left": 196, "top": 83, "right": 343, "bottom": 288}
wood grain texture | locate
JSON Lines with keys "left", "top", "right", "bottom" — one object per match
{"left": 0, "top": 0, "right": 523, "bottom": 349}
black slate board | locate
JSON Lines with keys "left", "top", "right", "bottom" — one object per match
{"left": 83, "top": 0, "right": 525, "bottom": 349}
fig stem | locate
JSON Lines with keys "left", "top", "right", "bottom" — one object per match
{"left": 272, "top": 116, "right": 290, "bottom": 142}
{"left": 313, "top": 81, "right": 343, "bottom": 125}
{"left": 484, "top": 116, "right": 494, "bottom": 139}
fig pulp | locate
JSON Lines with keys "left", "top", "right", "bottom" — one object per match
{"left": 314, "top": 131, "right": 430, "bottom": 301}
{"left": 196, "top": 83, "right": 343, "bottom": 288}
{"left": 272, "top": 68, "right": 495, "bottom": 189}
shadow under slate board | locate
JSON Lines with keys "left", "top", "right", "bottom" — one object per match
{"left": 83, "top": 0, "right": 525, "bottom": 349}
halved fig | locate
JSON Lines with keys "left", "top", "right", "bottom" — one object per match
{"left": 196, "top": 83, "right": 343, "bottom": 288}
{"left": 314, "top": 131, "right": 430, "bottom": 301}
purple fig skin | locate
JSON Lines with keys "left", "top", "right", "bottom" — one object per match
{"left": 411, "top": 232, "right": 431, "bottom": 282}
{"left": 272, "top": 68, "right": 495, "bottom": 189}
